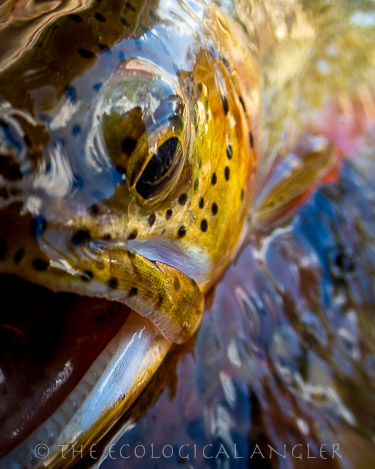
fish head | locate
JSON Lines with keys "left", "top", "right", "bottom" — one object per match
{"left": 0, "top": 1, "right": 258, "bottom": 343}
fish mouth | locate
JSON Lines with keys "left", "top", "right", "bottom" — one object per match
{"left": 0, "top": 274, "right": 171, "bottom": 468}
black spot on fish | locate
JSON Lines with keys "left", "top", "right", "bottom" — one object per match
{"left": 78, "top": 48, "right": 95, "bottom": 59}
{"left": 174, "top": 277, "right": 181, "bottom": 291}
{"left": 0, "top": 238, "right": 7, "bottom": 260}
{"left": 249, "top": 132, "right": 254, "bottom": 148}
{"left": 72, "top": 124, "right": 80, "bottom": 136}
{"left": 129, "top": 286, "right": 138, "bottom": 296}
{"left": 211, "top": 202, "right": 218, "bottom": 215}
{"left": 148, "top": 213, "right": 156, "bottom": 226}
{"left": 116, "top": 165, "right": 126, "bottom": 175}
{"left": 166, "top": 209, "right": 173, "bottom": 220}
{"left": 31, "top": 216, "right": 47, "bottom": 237}
{"left": 4, "top": 165, "right": 22, "bottom": 181}
{"left": 209, "top": 45, "right": 217, "bottom": 59}
{"left": 89, "top": 204, "right": 99, "bottom": 215}
{"left": 334, "top": 250, "right": 355, "bottom": 274}
{"left": 199, "top": 197, "right": 204, "bottom": 209}
{"left": 224, "top": 166, "right": 230, "bottom": 181}
{"left": 200, "top": 219, "right": 208, "bottom": 232}
{"left": 178, "top": 193, "right": 187, "bottom": 205}
{"left": 173, "top": 64, "right": 180, "bottom": 75}
{"left": 211, "top": 173, "right": 217, "bottom": 185}
{"left": 108, "top": 277, "right": 119, "bottom": 289}
{"left": 68, "top": 14, "right": 83, "bottom": 23}
{"left": 149, "top": 10, "right": 160, "bottom": 21}
{"left": 122, "top": 137, "right": 137, "bottom": 154}
{"left": 65, "top": 86, "right": 77, "bottom": 103}
{"left": 222, "top": 56, "right": 230, "bottom": 71}
{"left": 221, "top": 95, "right": 229, "bottom": 115}
{"left": 14, "top": 248, "right": 24, "bottom": 264}
{"left": 24, "top": 134, "right": 31, "bottom": 147}
{"left": 128, "top": 229, "right": 138, "bottom": 240}
{"left": 125, "top": 2, "right": 136, "bottom": 12}
{"left": 197, "top": 82, "right": 203, "bottom": 93}
{"left": 72, "top": 229, "right": 90, "bottom": 245}
{"left": 241, "top": 188, "right": 245, "bottom": 201}
{"left": 98, "top": 43, "right": 110, "bottom": 52}
{"left": 103, "top": 233, "right": 111, "bottom": 240}
{"left": 178, "top": 226, "right": 186, "bottom": 238}
{"left": 227, "top": 145, "right": 233, "bottom": 159}
{"left": 94, "top": 12, "right": 106, "bottom": 22}
{"left": 81, "top": 270, "right": 94, "bottom": 282}
{"left": 32, "top": 258, "right": 48, "bottom": 271}
{"left": 155, "top": 293, "right": 164, "bottom": 309}
{"left": 121, "top": 18, "right": 130, "bottom": 27}
{"left": 239, "top": 96, "right": 246, "bottom": 111}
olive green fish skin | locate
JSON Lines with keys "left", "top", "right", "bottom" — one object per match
{"left": 0, "top": 0, "right": 258, "bottom": 343}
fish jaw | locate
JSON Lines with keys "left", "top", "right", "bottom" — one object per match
{"left": 0, "top": 311, "right": 171, "bottom": 469}
{"left": 0, "top": 215, "right": 205, "bottom": 344}
{"left": 0, "top": 11, "right": 258, "bottom": 344}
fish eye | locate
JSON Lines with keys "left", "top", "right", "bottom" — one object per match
{"left": 95, "top": 58, "right": 190, "bottom": 203}
{"left": 136, "top": 136, "right": 182, "bottom": 199}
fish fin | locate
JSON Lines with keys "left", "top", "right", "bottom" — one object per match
{"left": 248, "top": 0, "right": 375, "bottom": 231}
{"left": 251, "top": 134, "right": 337, "bottom": 230}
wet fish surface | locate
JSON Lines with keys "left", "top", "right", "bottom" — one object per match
{"left": 0, "top": 0, "right": 374, "bottom": 468}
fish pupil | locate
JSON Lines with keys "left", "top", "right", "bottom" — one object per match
{"left": 136, "top": 137, "right": 182, "bottom": 199}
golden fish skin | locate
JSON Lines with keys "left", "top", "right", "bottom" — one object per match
{"left": 0, "top": 0, "right": 258, "bottom": 343}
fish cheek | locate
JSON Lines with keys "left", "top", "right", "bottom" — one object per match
{"left": 0, "top": 208, "right": 204, "bottom": 345}
{"left": 0, "top": 206, "right": 51, "bottom": 283}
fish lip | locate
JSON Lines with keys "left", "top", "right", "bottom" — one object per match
{"left": 0, "top": 309, "right": 171, "bottom": 468}
{"left": 0, "top": 232, "right": 207, "bottom": 462}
